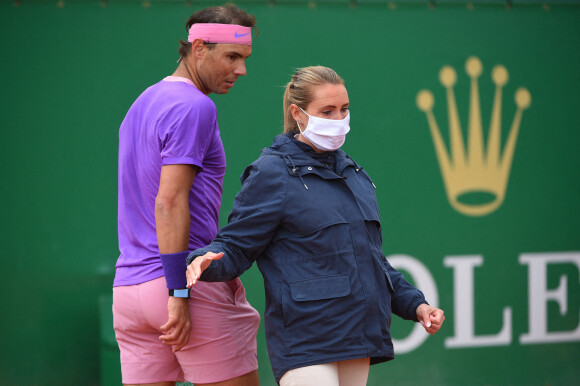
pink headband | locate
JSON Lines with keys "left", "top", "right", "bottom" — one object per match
{"left": 188, "top": 23, "right": 252, "bottom": 46}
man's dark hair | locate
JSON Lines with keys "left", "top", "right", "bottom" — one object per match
{"left": 179, "top": 4, "right": 257, "bottom": 58}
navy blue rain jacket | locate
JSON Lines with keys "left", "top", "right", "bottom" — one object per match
{"left": 188, "top": 134, "right": 427, "bottom": 382}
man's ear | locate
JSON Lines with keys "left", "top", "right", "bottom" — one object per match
{"left": 191, "top": 39, "right": 206, "bottom": 59}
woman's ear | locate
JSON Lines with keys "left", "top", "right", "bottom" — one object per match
{"left": 290, "top": 104, "right": 302, "bottom": 124}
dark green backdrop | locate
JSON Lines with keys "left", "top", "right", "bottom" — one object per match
{"left": 1, "top": 1, "right": 579, "bottom": 385}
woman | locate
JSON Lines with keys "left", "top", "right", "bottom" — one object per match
{"left": 186, "top": 66, "right": 444, "bottom": 385}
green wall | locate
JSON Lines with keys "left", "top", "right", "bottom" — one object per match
{"left": 1, "top": 1, "right": 579, "bottom": 385}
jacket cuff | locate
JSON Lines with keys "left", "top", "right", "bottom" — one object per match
{"left": 408, "top": 297, "right": 429, "bottom": 322}
{"left": 186, "top": 250, "right": 203, "bottom": 265}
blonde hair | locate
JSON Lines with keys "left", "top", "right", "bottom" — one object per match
{"left": 283, "top": 66, "right": 345, "bottom": 134}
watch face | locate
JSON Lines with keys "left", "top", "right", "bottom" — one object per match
{"left": 170, "top": 289, "right": 190, "bottom": 298}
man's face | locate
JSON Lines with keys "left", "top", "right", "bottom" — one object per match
{"left": 196, "top": 43, "right": 252, "bottom": 95}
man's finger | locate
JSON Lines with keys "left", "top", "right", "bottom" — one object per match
{"left": 160, "top": 319, "right": 174, "bottom": 333}
{"left": 172, "top": 329, "right": 190, "bottom": 352}
{"left": 159, "top": 333, "right": 174, "bottom": 344}
{"left": 159, "top": 327, "right": 180, "bottom": 344}
{"left": 162, "top": 328, "right": 188, "bottom": 351}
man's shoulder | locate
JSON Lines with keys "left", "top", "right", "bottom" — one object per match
{"left": 146, "top": 80, "right": 217, "bottom": 113}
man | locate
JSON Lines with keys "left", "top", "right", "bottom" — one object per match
{"left": 113, "top": 5, "right": 260, "bottom": 386}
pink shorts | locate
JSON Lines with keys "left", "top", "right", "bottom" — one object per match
{"left": 113, "top": 276, "right": 260, "bottom": 384}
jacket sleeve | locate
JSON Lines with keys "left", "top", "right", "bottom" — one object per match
{"left": 187, "top": 155, "right": 287, "bottom": 282}
{"left": 385, "top": 259, "right": 428, "bottom": 322}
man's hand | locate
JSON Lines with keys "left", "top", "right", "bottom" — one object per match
{"left": 416, "top": 303, "right": 445, "bottom": 335}
{"left": 159, "top": 296, "right": 191, "bottom": 352}
{"left": 186, "top": 252, "right": 224, "bottom": 287}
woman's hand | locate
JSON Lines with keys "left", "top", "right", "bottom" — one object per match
{"left": 416, "top": 303, "right": 445, "bottom": 335}
{"left": 186, "top": 252, "right": 224, "bottom": 288}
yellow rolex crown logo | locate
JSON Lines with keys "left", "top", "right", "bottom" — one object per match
{"left": 416, "top": 56, "right": 532, "bottom": 216}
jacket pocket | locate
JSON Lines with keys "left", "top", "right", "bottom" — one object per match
{"left": 281, "top": 274, "right": 363, "bottom": 356}
{"left": 370, "top": 251, "right": 395, "bottom": 293}
{"left": 384, "top": 266, "right": 395, "bottom": 293}
{"left": 370, "top": 251, "right": 394, "bottom": 336}
{"left": 290, "top": 274, "right": 351, "bottom": 301}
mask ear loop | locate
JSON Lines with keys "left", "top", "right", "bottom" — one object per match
{"left": 297, "top": 107, "right": 315, "bottom": 136}
{"left": 295, "top": 108, "right": 306, "bottom": 136}
{"left": 295, "top": 120, "right": 304, "bottom": 137}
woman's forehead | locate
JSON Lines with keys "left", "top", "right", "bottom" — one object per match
{"left": 311, "top": 83, "right": 349, "bottom": 106}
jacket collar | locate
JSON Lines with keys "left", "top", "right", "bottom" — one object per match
{"left": 263, "top": 134, "right": 356, "bottom": 175}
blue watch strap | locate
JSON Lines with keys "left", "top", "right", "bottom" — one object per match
{"left": 169, "top": 288, "right": 190, "bottom": 298}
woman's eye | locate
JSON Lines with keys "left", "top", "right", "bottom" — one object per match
{"left": 322, "top": 111, "right": 331, "bottom": 115}
{"left": 341, "top": 108, "right": 349, "bottom": 113}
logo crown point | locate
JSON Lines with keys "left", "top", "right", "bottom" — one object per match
{"left": 466, "top": 56, "right": 483, "bottom": 78}
{"left": 440, "top": 66, "right": 457, "bottom": 87}
{"left": 492, "top": 65, "right": 509, "bottom": 86}
{"left": 516, "top": 88, "right": 532, "bottom": 109}
{"left": 416, "top": 90, "right": 434, "bottom": 112}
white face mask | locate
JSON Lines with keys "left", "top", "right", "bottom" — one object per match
{"left": 297, "top": 108, "right": 351, "bottom": 152}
